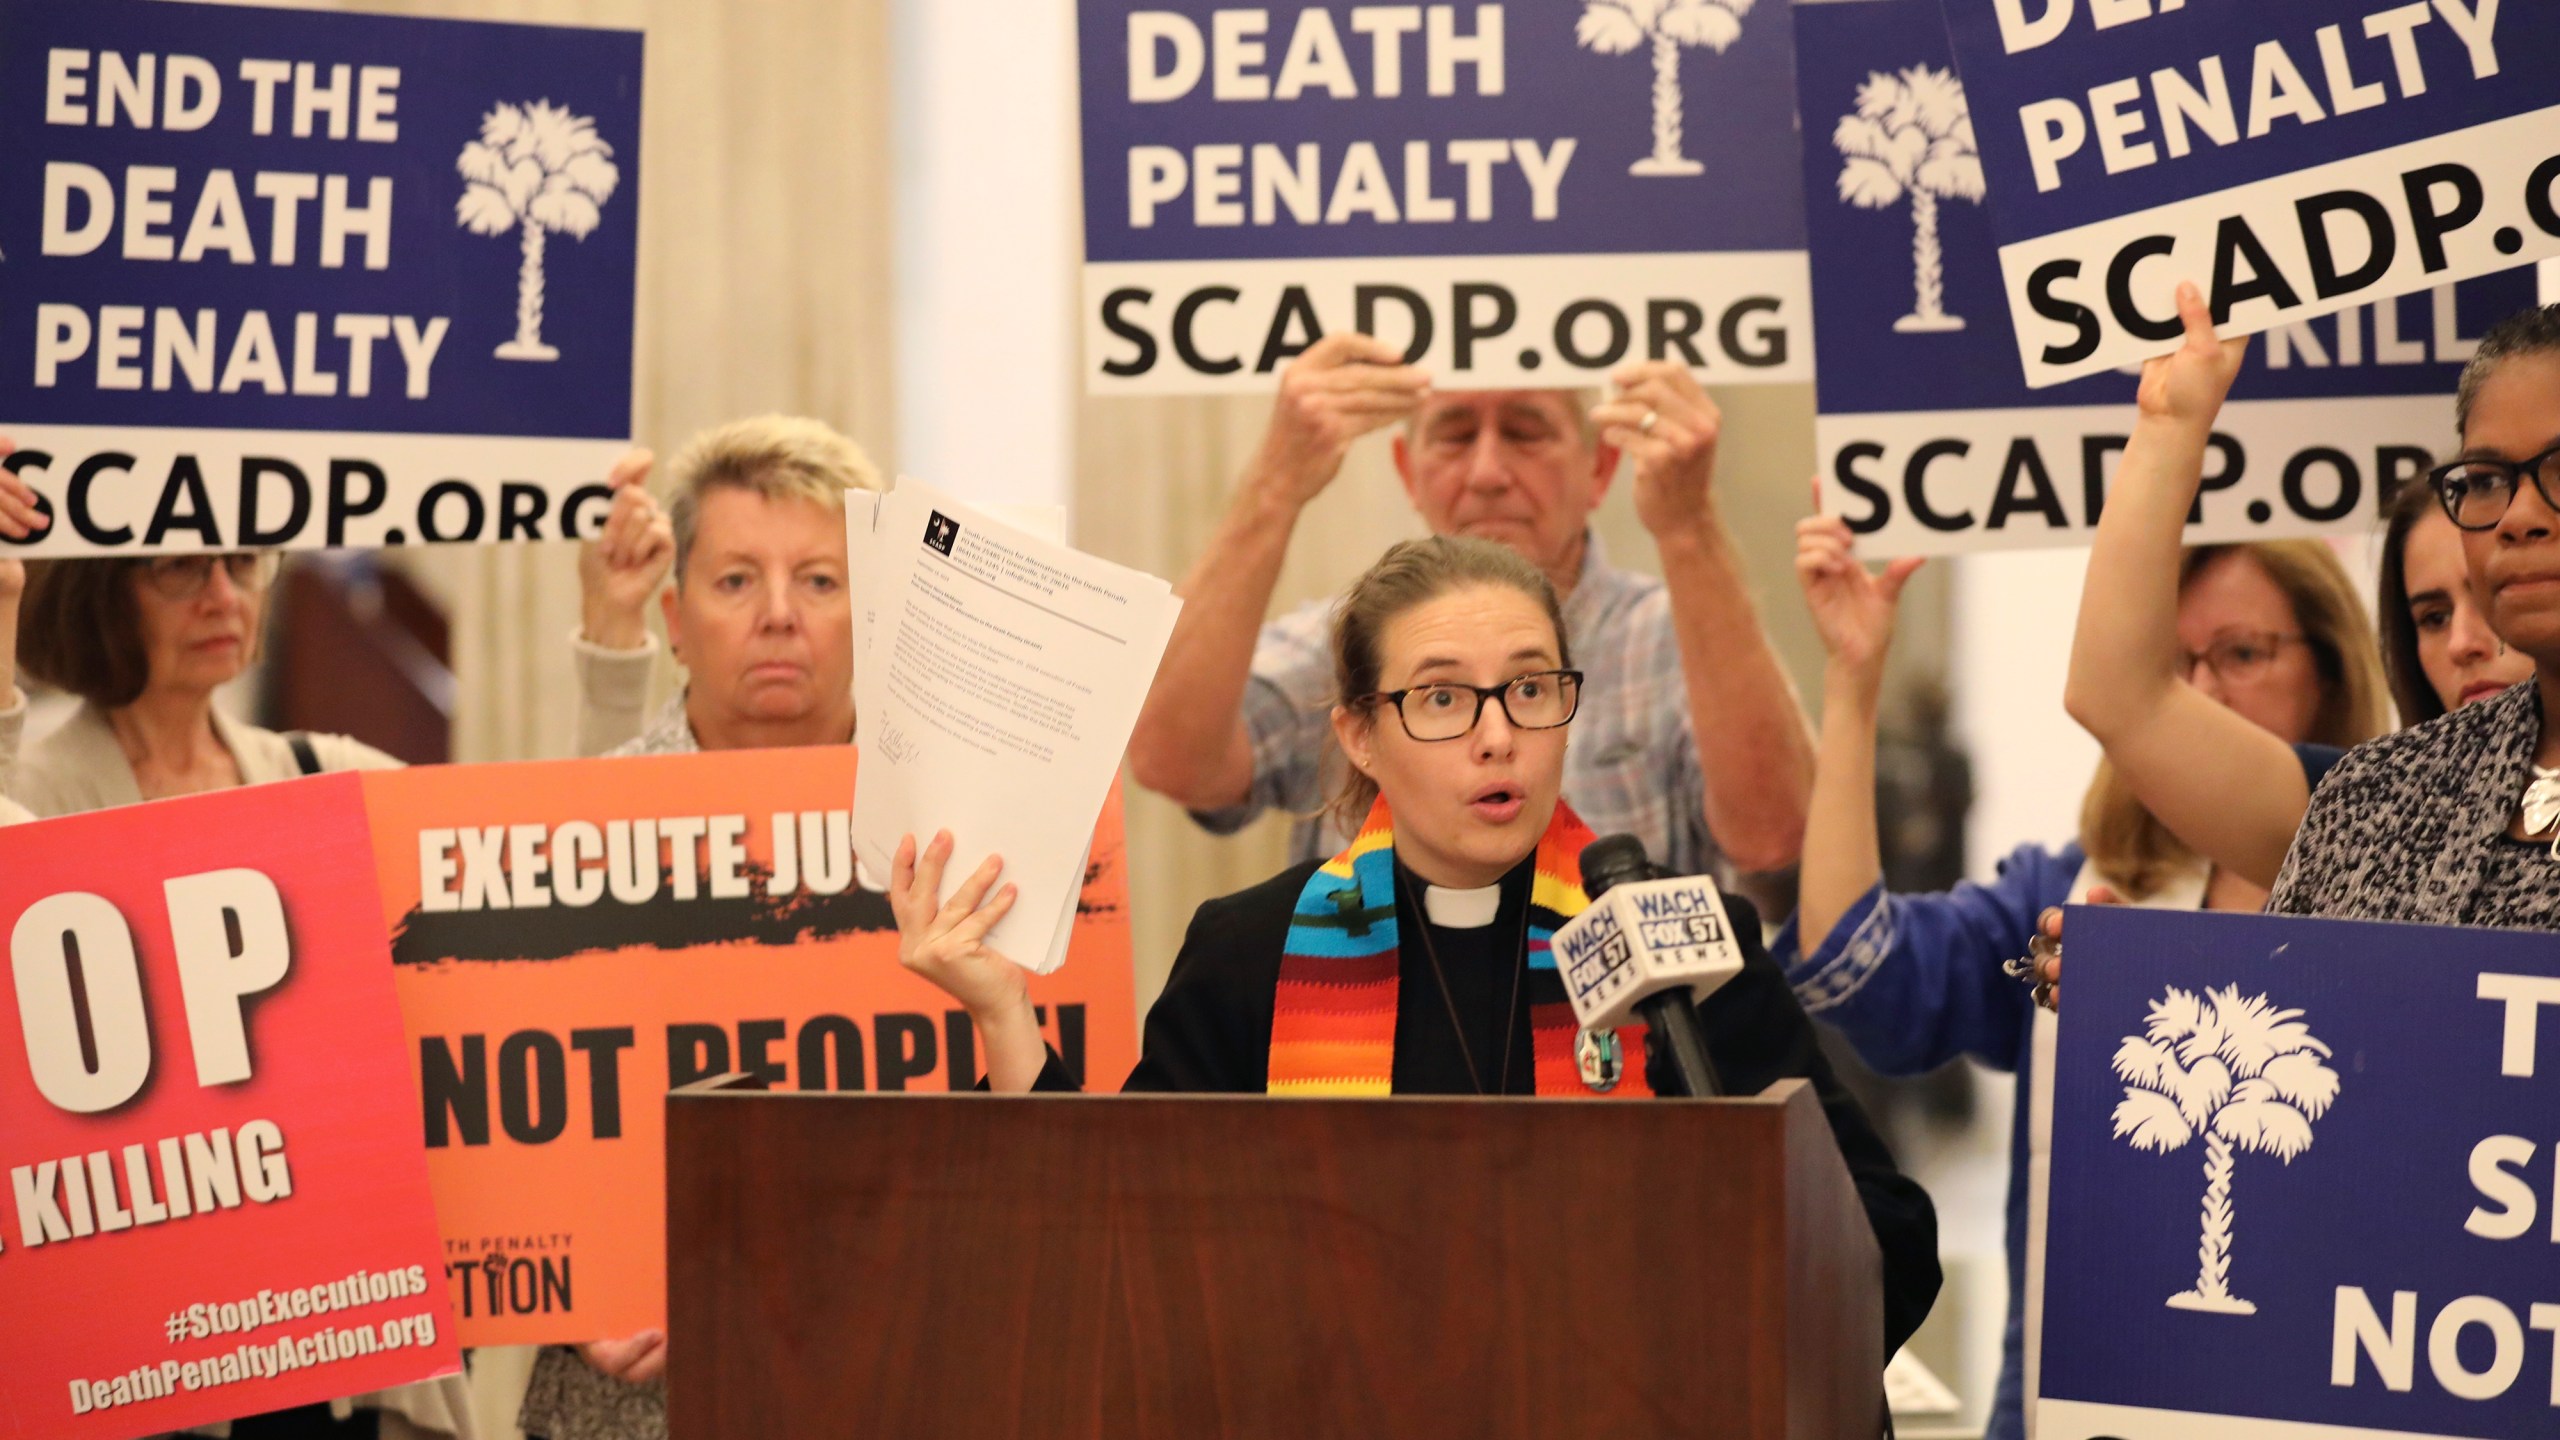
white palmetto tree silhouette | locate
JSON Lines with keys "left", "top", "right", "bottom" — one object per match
{"left": 1834, "top": 65, "right": 1984, "bottom": 334}
{"left": 456, "top": 101, "right": 621, "bottom": 363}
{"left": 1576, "top": 0, "right": 1756, "bottom": 178}
{"left": 2112, "top": 985, "right": 2341, "bottom": 1314}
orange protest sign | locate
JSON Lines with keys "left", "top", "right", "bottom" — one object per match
{"left": 362, "top": 746, "right": 1138, "bottom": 1347}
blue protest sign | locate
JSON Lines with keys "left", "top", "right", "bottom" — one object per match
{"left": 2040, "top": 905, "right": 2560, "bottom": 1438}
{"left": 1934, "top": 0, "right": 2560, "bottom": 387}
{"left": 0, "top": 0, "right": 642, "bottom": 555}
{"left": 1075, "top": 0, "right": 1811, "bottom": 393}
{"left": 1796, "top": 0, "right": 2539, "bottom": 555}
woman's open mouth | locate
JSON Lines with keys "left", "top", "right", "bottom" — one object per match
{"left": 1468, "top": 784, "right": 1524, "bottom": 824}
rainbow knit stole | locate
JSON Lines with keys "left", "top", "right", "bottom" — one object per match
{"left": 1265, "top": 796, "right": 1653, "bottom": 1097}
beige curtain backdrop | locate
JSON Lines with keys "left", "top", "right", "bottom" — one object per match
{"left": 232, "top": 0, "right": 1954, "bottom": 1024}
{"left": 267, "top": 0, "right": 897, "bottom": 763}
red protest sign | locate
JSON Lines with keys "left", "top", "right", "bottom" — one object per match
{"left": 0, "top": 775, "right": 458, "bottom": 1440}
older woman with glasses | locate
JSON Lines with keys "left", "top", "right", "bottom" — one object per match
{"left": 0, "top": 435, "right": 646, "bottom": 826}
{"left": 0, "top": 427, "right": 411, "bottom": 817}
{"left": 0, "top": 543, "right": 408, "bottom": 814}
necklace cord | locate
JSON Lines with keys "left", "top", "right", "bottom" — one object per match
{"left": 1400, "top": 869, "right": 1528, "bottom": 1096}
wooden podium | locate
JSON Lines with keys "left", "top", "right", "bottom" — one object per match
{"left": 666, "top": 1078, "right": 1882, "bottom": 1439}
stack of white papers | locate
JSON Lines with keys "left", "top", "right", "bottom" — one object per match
{"left": 846, "top": 479, "right": 1179, "bottom": 973}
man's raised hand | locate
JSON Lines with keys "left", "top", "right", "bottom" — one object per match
{"left": 1594, "top": 361, "right": 1722, "bottom": 539}
{"left": 1247, "top": 334, "right": 1432, "bottom": 510}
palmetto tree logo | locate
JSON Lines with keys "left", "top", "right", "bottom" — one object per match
{"left": 1833, "top": 65, "right": 1984, "bottom": 334}
{"left": 2111, "top": 985, "right": 2341, "bottom": 1315}
{"left": 1575, "top": 0, "right": 1755, "bottom": 178}
{"left": 456, "top": 101, "right": 622, "bottom": 363}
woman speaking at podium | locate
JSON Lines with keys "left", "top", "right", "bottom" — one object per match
{"left": 890, "top": 534, "right": 1941, "bottom": 1353}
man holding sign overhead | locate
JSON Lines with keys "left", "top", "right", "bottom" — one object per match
{"left": 1128, "top": 337, "right": 1816, "bottom": 894}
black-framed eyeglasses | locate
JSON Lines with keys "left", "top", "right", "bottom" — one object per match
{"left": 2430, "top": 442, "right": 2560, "bottom": 532}
{"left": 1357, "top": 669, "right": 1583, "bottom": 742}
{"left": 138, "top": 552, "right": 278, "bottom": 602}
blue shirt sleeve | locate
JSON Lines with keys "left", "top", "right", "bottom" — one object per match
{"left": 2292, "top": 742, "right": 2345, "bottom": 794}
{"left": 1769, "top": 842, "right": 2082, "bottom": 1076}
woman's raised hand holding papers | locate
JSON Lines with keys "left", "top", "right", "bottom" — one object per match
{"left": 890, "top": 830, "right": 1049, "bottom": 1092}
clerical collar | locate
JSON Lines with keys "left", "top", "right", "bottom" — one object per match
{"left": 1422, "top": 882, "right": 1502, "bottom": 929}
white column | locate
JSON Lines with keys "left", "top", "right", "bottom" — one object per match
{"left": 1948, "top": 551, "right": 2104, "bottom": 876}
{"left": 891, "top": 0, "right": 1079, "bottom": 520}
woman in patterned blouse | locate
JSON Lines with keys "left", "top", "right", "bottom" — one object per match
{"left": 2061, "top": 291, "right": 2538, "bottom": 922}
{"left": 2269, "top": 303, "right": 2560, "bottom": 928}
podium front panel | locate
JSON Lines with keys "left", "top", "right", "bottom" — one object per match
{"left": 666, "top": 1083, "right": 1879, "bottom": 1439}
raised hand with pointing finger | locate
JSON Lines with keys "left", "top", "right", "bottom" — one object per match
{"left": 2134, "top": 280, "right": 2248, "bottom": 427}
{"left": 576, "top": 448, "right": 672, "bottom": 652}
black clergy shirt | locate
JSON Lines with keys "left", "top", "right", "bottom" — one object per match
{"left": 1019, "top": 854, "right": 1945, "bottom": 1353}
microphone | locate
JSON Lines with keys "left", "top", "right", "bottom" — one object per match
{"left": 1553, "top": 835, "right": 1744, "bottom": 1097}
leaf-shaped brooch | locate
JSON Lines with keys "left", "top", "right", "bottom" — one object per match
{"left": 2520, "top": 765, "right": 2560, "bottom": 858}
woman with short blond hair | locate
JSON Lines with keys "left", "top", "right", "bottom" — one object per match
{"left": 569, "top": 415, "right": 885, "bottom": 760}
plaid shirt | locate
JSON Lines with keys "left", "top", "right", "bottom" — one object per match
{"left": 1193, "top": 533, "right": 1724, "bottom": 879}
